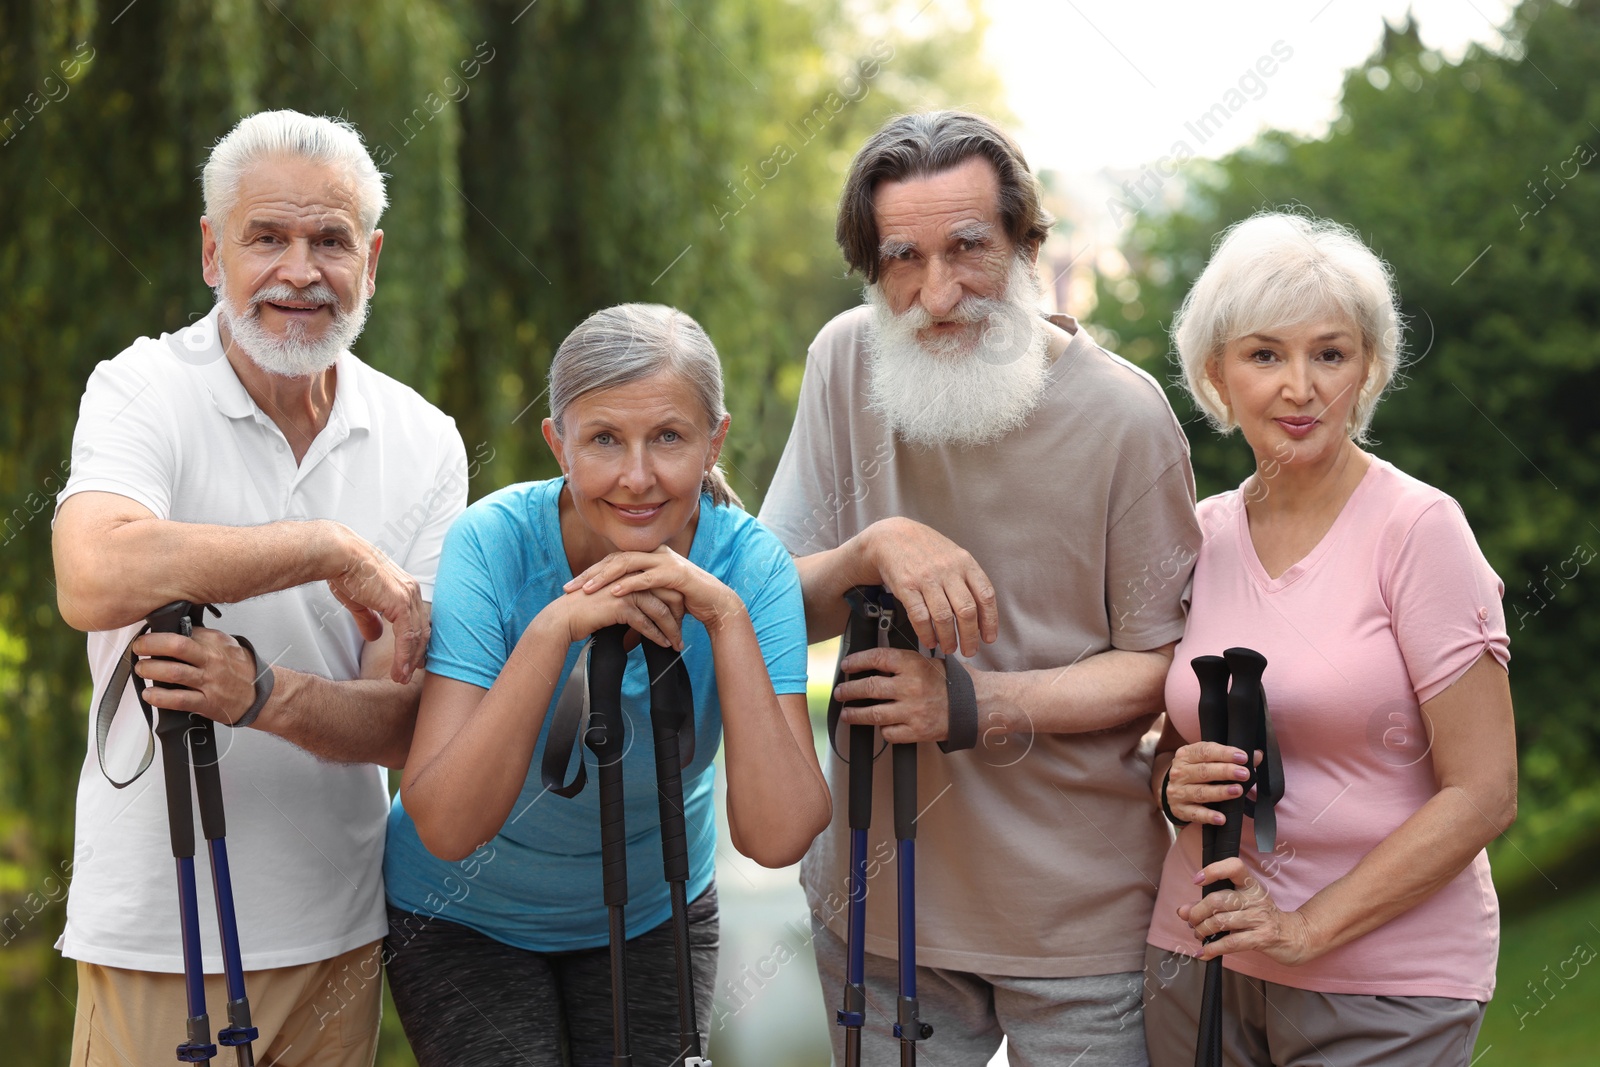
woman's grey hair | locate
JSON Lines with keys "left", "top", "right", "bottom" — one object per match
{"left": 1172, "top": 212, "right": 1403, "bottom": 442}
{"left": 548, "top": 304, "right": 742, "bottom": 509}
{"left": 202, "top": 110, "right": 388, "bottom": 236}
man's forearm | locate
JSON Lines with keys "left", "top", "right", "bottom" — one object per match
{"left": 794, "top": 537, "right": 878, "bottom": 644}
{"left": 976, "top": 644, "right": 1174, "bottom": 735}
{"left": 60, "top": 516, "right": 350, "bottom": 631}
{"left": 255, "top": 667, "right": 422, "bottom": 768}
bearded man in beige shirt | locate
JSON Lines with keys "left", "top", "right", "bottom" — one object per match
{"left": 758, "top": 111, "right": 1202, "bottom": 1066}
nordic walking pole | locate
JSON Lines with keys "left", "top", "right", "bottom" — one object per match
{"left": 153, "top": 700, "right": 217, "bottom": 1063}
{"left": 830, "top": 590, "right": 884, "bottom": 1067}
{"left": 1191, "top": 647, "right": 1276, "bottom": 1067}
{"left": 189, "top": 714, "right": 259, "bottom": 1065}
{"left": 1190, "top": 655, "right": 1231, "bottom": 1067}
{"left": 586, "top": 624, "right": 634, "bottom": 1067}
{"left": 154, "top": 601, "right": 262, "bottom": 1064}
{"left": 641, "top": 640, "right": 711, "bottom": 1067}
{"left": 891, "top": 739, "right": 931, "bottom": 1065}
{"left": 878, "top": 599, "right": 932, "bottom": 1065}
{"left": 96, "top": 600, "right": 265, "bottom": 1064}
{"left": 827, "top": 587, "right": 974, "bottom": 1062}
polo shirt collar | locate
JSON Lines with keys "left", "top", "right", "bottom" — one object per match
{"left": 332, "top": 351, "right": 371, "bottom": 432}
{"left": 182, "top": 306, "right": 371, "bottom": 433}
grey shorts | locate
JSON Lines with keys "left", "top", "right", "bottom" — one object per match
{"left": 810, "top": 914, "right": 1150, "bottom": 1066}
{"left": 1142, "top": 945, "right": 1487, "bottom": 1067}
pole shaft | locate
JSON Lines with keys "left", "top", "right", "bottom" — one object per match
{"left": 609, "top": 905, "right": 632, "bottom": 1067}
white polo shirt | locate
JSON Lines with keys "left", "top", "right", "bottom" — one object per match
{"left": 54, "top": 308, "right": 468, "bottom": 972}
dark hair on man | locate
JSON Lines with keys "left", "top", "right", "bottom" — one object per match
{"left": 836, "top": 110, "right": 1055, "bottom": 283}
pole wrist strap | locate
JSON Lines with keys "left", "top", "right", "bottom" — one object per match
{"left": 1160, "top": 767, "right": 1190, "bottom": 827}
{"left": 94, "top": 624, "right": 158, "bottom": 789}
{"left": 937, "top": 655, "right": 978, "bottom": 753}
{"left": 228, "top": 634, "right": 275, "bottom": 729}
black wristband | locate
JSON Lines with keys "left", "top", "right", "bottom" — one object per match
{"left": 937, "top": 656, "right": 979, "bottom": 753}
{"left": 1160, "top": 767, "right": 1190, "bottom": 828}
{"left": 230, "top": 634, "right": 275, "bottom": 729}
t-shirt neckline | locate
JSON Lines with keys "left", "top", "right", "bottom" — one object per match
{"left": 1236, "top": 457, "right": 1384, "bottom": 593}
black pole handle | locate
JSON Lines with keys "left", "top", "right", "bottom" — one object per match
{"left": 189, "top": 720, "right": 227, "bottom": 843}
{"left": 1192, "top": 657, "right": 1230, "bottom": 748}
{"left": 1191, "top": 656, "right": 1230, "bottom": 879}
{"left": 839, "top": 600, "right": 884, "bottom": 831}
{"left": 148, "top": 605, "right": 203, "bottom": 860}
{"left": 1203, "top": 649, "right": 1267, "bottom": 900}
{"left": 641, "top": 641, "right": 691, "bottom": 886}
{"left": 146, "top": 603, "right": 233, "bottom": 844}
{"left": 1190, "top": 655, "right": 1232, "bottom": 1067}
{"left": 892, "top": 744, "right": 918, "bottom": 841}
{"left": 1222, "top": 648, "right": 1267, "bottom": 773}
{"left": 586, "top": 626, "right": 632, "bottom": 910}
{"left": 1220, "top": 647, "right": 1268, "bottom": 890}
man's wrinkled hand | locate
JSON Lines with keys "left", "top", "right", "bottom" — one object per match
{"left": 325, "top": 524, "right": 428, "bottom": 683}
{"left": 132, "top": 628, "right": 261, "bottom": 726}
{"left": 835, "top": 646, "right": 950, "bottom": 744}
{"left": 862, "top": 517, "right": 998, "bottom": 657}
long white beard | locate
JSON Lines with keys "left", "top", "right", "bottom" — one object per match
{"left": 863, "top": 256, "right": 1051, "bottom": 449}
{"left": 214, "top": 265, "right": 371, "bottom": 378}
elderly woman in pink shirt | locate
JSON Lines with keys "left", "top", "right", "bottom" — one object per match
{"left": 1142, "top": 213, "right": 1517, "bottom": 1066}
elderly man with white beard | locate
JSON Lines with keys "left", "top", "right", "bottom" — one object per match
{"left": 51, "top": 110, "right": 466, "bottom": 1066}
{"left": 759, "top": 111, "right": 1202, "bottom": 1065}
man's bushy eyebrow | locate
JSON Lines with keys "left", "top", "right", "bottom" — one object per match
{"left": 950, "top": 222, "right": 995, "bottom": 243}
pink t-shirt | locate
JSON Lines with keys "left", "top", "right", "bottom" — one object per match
{"left": 1147, "top": 457, "right": 1510, "bottom": 1000}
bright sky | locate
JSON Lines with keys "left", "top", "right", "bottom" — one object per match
{"left": 983, "top": 0, "right": 1518, "bottom": 176}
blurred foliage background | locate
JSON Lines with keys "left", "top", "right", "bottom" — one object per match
{"left": 2, "top": 0, "right": 1597, "bottom": 1063}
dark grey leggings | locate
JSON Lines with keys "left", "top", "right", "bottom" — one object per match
{"left": 384, "top": 885, "right": 719, "bottom": 1067}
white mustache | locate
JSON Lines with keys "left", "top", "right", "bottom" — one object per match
{"left": 895, "top": 294, "right": 1009, "bottom": 329}
{"left": 248, "top": 282, "right": 342, "bottom": 316}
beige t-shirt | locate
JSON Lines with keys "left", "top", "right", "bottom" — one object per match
{"left": 760, "top": 305, "right": 1201, "bottom": 977}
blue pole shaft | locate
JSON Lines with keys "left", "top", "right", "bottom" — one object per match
{"left": 207, "top": 840, "right": 247, "bottom": 1004}
{"left": 176, "top": 857, "right": 207, "bottom": 1021}
{"left": 898, "top": 838, "right": 916, "bottom": 995}
{"left": 847, "top": 828, "right": 868, "bottom": 988}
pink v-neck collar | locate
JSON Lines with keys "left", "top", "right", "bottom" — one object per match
{"left": 1237, "top": 458, "right": 1383, "bottom": 593}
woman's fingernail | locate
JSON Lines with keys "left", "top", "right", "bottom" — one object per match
{"left": 1213, "top": 813, "right": 1226, "bottom": 825}
{"left": 1233, "top": 751, "right": 1248, "bottom": 763}
{"left": 1235, "top": 767, "right": 1250, "bottom": 779}
{"left": 1192, "top": 872, "right": 1205, "bottom": 885}
{"left": 1229, "top": 785, "right": 1243, "bottom": 796}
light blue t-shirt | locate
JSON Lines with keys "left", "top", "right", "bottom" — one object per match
{"left": 384, "top": 478, "right": 808, "bottom": 951}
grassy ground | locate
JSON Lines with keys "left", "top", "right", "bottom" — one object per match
{"left": 1473, "top": 877, "right": 1600, "bottom": 1066}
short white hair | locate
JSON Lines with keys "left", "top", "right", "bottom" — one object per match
{"left": 202, "top": 110, "right": 387, "bottom": 236}
{"left": 1172, "top": 212, "right": 1403, "bottom": 441}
